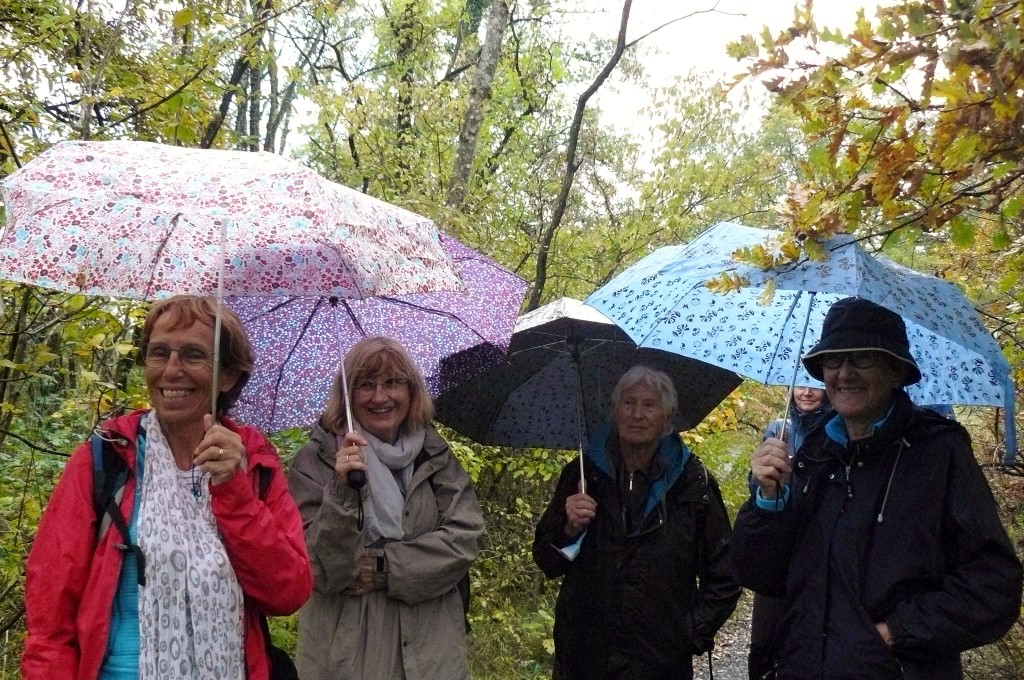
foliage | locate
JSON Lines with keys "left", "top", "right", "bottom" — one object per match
{"left": 0, "top": 0, "right": 1022, "bottom": 676}
{"left": 725, "top": 1, "right": 1023, "bottom": 440}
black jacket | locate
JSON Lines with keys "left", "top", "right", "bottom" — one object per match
{"left": 533, "top": 428, "right": 741, "bottom": 680}
{"left": 732, "top": 391, "right": 1023, "bottom": 679}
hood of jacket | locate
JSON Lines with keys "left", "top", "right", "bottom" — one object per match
{"left": 585, "top": 423, "right": 691, "bottom": 519}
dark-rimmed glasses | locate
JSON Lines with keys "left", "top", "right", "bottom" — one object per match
{"left": 820, "top": 351, "right": 882, "bottom": 371}
{"left": 143, "top": 343, "right": 213, "bottom": 370}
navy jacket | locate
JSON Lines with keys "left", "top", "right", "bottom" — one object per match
{"left": 732, "top": 390, "right": 1022, "bottom": 679}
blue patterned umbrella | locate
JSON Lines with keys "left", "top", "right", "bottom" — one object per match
{"left": 585, "top": 221, "right": 1017, "bottom": 463}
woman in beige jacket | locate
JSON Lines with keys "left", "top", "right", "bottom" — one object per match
{"left": 289, "top": 336, "right": 484, "bottom": 680}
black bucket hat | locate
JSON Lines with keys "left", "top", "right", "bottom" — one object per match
{"left": 802, "top": 298, "right": 922, "bottom": 386}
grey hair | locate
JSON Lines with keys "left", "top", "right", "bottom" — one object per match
{"left": 610, "top": 365, "right": 678, "bottom": 430}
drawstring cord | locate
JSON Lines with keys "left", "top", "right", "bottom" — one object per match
{"left": 877, "top": 438, "right": 909, "bottom": 524}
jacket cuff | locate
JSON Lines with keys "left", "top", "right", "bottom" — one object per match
{"left": 755, "top": 485, "right": 790, "bottom": 511}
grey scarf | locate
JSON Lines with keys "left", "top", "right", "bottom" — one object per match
{"left": 357, "top": 422, "right": 426, "bottom": 544}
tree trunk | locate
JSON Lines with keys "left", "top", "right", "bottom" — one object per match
{"left": 526, "top": 0, "right": 633, "bottom": 311}
{"left": 445, "top": 0, "right": 510, "bottom": 210}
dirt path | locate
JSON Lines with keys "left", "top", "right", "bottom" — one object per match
{"left": 694, "top": 592, "right": 752, "bottom": 680}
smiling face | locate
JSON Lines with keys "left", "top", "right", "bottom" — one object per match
{"left": 613, "top": 382, "right": 671, "bottom": 454}
{"left": 352, "top": 371, "right": 411, "bottom": 444}
{"left": 823, "top": 352, "right": 905, "bottom": 438}
{"left": 793, "top": 386, "right": 826, "bottom": 414}
{"left": 144, "top": 315, "right": 237, "bottom": 435}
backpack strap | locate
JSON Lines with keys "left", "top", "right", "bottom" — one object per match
{"left": 91, "top": 433, "right": 147, "bottom": 586}
{"left": 257, "top": 464, "right": 273, "bottom": 501}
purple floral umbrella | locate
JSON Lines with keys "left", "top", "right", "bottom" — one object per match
{"left": 227, "top": 234, "right": 528, "bottom": 432}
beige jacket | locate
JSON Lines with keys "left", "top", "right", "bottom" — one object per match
{"left": 289, "top": 421, "right": 483, "bottom": 680}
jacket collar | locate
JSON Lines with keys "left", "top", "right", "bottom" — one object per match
{"left": 586, "top": 423, "right": 691, "bottom": 518}
{"left": 98, "top": 409, "right": 273, "bottom": 469}
{"left": 820, "top": 390, "right": 918, "bottom": 458}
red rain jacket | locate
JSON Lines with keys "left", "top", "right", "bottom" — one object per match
{"left": 22, "top": 410, "right": 312, "bottom": 680}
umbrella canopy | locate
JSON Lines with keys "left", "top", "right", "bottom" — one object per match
{"left": 433, "top": 297, "right": 742, "bottom": 450}
{"left": 585, "top": 221, "right": 1017, "bottom": 462}
{"left": 0, "top": 140, "right": 461, "bottom": 299}
{"left": 227, "top": 234, "right": 528, "bottom": 432}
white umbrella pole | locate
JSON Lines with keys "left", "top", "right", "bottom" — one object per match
{"left": 779, "top": 292, "right": 816, "bottom": 448}
{"left": 570, "top": 328, "right": 586, "bottom": 495}
{"left": 211, "top": 219, "right": 229, "bottom": 417}
{"left": 330, "top": 298, "right": 355, "bottom": 435}
{"left": 331, "top": 298, "right": 366, "bottom": 492}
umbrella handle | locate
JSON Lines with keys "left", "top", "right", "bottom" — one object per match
{"left": 578, "top": 444, "right": 586, "bottom": 496}
{"left": 211, "top": 219, "right": 228, "bottom": 418}
{"left": 334, "top": 301, "right": 366, "bottom": 490}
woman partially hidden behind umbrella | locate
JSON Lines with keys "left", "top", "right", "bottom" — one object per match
{"left": 533, "top": 365, "right": 741, "bottom": 680}
{"left": 22, "top": 296, "right": 312, "bottom": 680}
{"left": 748, "top": 386, "right": 832, "bottom": 680}
{"left": 289, "top": 336, "right": 484, "bottom": 680}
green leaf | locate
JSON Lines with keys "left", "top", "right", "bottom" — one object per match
{"left": 908, "top": 4, "right": 931, "bottom": 36}
{"left": 949, "top": 216, "right": 974, "bottom": 246}
{"left": 998, "top": 270, "right": 1019, "bottom": 293}
{"left": 172, "top": 7, "right": 195, "bottom": 29}
{"left": 992, "top": 226, "right": 1011, "bottom": 249}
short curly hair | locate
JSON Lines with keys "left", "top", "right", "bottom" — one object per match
{"left": 139, "top": 296, "right": 254, "bottom": 416}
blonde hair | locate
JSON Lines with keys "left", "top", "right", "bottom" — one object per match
{"left": 322, "top": 336, "right": 434, "bottom": 434}
{"left": 610, "top": 365, "right": 678, "bottom": 432}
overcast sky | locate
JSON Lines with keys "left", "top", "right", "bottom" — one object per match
{"left": 584, "top": 0, "right": 883, "bottom": 129}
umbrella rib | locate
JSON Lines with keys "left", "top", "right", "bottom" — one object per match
{"left": 506, "top": 337, "right": 624, "bottom": 359}
{"left": 267, "top": 297, "right": 326, "bottom": 429}
{"left": 761, "top": 291, "right": 809, "bottom": 381}
{"left": 144, "top": 212, "right": 181, "bottom": 299}
{"left": 311, "top": 238, "right": 369, "bottom": 299}
{"left": 375, "top": 297, "right": 494, "bottom": 346}
{"left": 338, "top": 299, "right": 367, "bottom": 337}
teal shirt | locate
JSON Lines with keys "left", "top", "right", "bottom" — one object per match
{"left": 98, "top": 433, "right": 145, "bottom": 680}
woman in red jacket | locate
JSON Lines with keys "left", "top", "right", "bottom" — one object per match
{"left": 22, "top": 296, "right": 312, "bottom": 680}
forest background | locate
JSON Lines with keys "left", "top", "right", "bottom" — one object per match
{"left": 0, "top": 0, "right": 1022, "bottom": 677}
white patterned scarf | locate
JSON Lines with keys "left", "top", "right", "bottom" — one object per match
{"left": 358, "top": 422, "right": 426, "bottom": 544}
{"left": 136, "top": 412, "right": 245, "bottom": 679}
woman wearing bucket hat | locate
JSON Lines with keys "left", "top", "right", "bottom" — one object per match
{"left": 731, "top": 297, "right": 1022, "bottom": 680}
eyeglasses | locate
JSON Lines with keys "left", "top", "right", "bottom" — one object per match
{"left": 354, "top": 377, "right": 409, "bottom": 395}
{"left": 143, "top": 343, "right": 213, "bottom": 370}
{"left": 820, "top": 351, "right": 881, "bottom": 371}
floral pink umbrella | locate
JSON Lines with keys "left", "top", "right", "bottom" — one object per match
{"left": 0, "top": 140, "right": 461, "bottom": 300}
{"left": 0, "top": 140, "right": 464, "bottom": 413}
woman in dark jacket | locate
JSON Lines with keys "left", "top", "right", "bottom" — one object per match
{"left": 748, "top": 386, "right": 831, "bottom": 679}
{"left": 732, "top": 298, "right": 1022, "bottom": 680}
{"left": 533, "top": 365, "right": 741, "bottom": 680}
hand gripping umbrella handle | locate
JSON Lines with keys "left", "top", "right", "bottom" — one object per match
{"left": 334, "top": 298, "right": 367, "bottom": 490}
